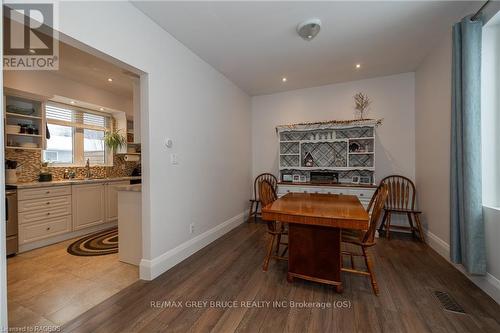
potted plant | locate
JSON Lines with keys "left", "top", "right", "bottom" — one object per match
{"left": 104, "top": 129, "right": 127, "bottom": 152}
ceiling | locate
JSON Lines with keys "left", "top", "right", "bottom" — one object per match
{"left": 56, "top": 42, "right": 134, "bottom": 98}
{"left": 133, "top": 1, "right": 481, "bottom": 96}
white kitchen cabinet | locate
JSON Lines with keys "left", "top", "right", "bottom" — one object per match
{"left": 277, "top": 184, "right": 376, "bottom": 209}
{"left": 105, "top": 181, "right": 130, "bottom": 222}
{"left": 72, "top": 183, "right": 106, "bottom": 230}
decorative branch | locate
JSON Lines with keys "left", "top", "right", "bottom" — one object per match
{"left": 354, "top": 92, "right": 371, "bottom": 119}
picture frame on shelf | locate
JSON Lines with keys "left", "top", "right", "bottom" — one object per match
{"left": 352, "top": 176, "right": 360, "bottom": 184}
{"left": 292, "top": 174, "right": 301, "bottom": 183}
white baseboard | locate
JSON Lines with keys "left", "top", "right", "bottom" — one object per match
{"left": 139, "top": 211, "right": 246, "bottom": 280}
{"left": 426, "top": 230, "right": 500, "bottom": 304}
{"left": 18, "top": 221, "right": 117, "bottom": 253}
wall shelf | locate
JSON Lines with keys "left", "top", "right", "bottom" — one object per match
{"left": 5, "top": 112, "right": 42, "bottom": 120}
{"left": 4, "top": 91, "right": 46, "bottom": 152}
{"left": 6, "top": 146, "right": 42, "bottom": 151}
{"left": 6, "top": 133, "right": 42, "bottom": 138}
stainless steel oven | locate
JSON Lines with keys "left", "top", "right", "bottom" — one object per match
{"left": 6, "top": 190, "right": 18, "bottom": 256}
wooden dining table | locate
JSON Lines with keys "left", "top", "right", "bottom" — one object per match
{"left": 261, "top": 192, "right": 369, "bottom": 292}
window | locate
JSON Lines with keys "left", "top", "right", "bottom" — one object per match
{"left": 481, "top": 19, "right": 500, "bottom": 208}
{"left": 43, "top": 103, "right": 112, "bottom": 166}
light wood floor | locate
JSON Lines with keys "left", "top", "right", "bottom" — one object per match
{"left": 7, "top": 237, "right": 139, "bottom": 329}
{"left": 61, "top": 221, "right": 500, "bottom": 333}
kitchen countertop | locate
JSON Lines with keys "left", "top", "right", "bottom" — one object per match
{"left": 116, "top": 184, "right": 142, "bottom": 192}
{"left": 6, "top": 176, "right": 141, "bottom": 189}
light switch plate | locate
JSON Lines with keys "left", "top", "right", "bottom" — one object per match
{"left": 170, "top": 153, "right": 179, "bottom": 165}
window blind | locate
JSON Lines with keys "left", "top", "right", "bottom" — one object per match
{"left": 46, "top": 103, "right": 110, "bottom": 131}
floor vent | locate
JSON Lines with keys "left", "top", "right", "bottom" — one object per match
{"left": 434, "top": 291, "right": 466, "bottom": 314}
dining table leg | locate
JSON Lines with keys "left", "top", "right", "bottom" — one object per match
{"left": 287, "top": 223, "right": 343, "bottom": 291}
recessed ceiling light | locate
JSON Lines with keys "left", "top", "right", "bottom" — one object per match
{"left": 99, "top": 107, "right": 104, "bottom": 111}
{"left": 70, "top": 100, "right": 76, "bottom": 104}
{"left": 282, "top": 77, "right": 287, "bottom": 82}
{"left": 355, "top": 64, "right": 361, "bottom": 69}
{"left": 107, "top": 78, "right": 113, "bottom": 82}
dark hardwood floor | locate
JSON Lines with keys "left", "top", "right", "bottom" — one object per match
{"left": 61, "top": 221, "right": 500, "bottom": 333}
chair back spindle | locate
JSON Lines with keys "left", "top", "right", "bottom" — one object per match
{"left": 253, "top": 173, "right": 278, "bottom": 201}
{"left": 363, "top": 184, "right": 389, "bottom": 245}
{"left": 380, "top": 175, "right": 416, "bottom": 211}
{"left": 258, "top": 180, "right": 278, "bottom": 233}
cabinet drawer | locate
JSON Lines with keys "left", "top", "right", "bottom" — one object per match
{"left": 349, "top": 188, "right": 376, "bottom": 200}
{"left": 19, "top": 205, "right": 72, "bottom": 225}
{"left": 18, "top": 186, "right": 71, "bottom": 201}
{"left": 19, "top": 195, "right": 71, "bottom": 213}
{"left": 19, "top": 215, "right": 71, "bottom": 244}
{"left": 323, "top": 188, "right": 348, "bottom": 195}
{"left": 277, "top": 186, "right": 295, "bottom": 196}
{"left": 300, "top": 187, "right": 323, "bottom": 194}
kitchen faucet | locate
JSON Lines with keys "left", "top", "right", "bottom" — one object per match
{"left": 85, "top": 158, "right": 92, "bottom": 178}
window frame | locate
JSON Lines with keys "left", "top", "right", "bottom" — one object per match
{"left": 43, "top": 102, "right": 113, "bottom": 167}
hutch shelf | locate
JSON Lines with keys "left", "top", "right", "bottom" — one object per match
{"left": 275, "top": 119, "right": 382, "bottom": 207}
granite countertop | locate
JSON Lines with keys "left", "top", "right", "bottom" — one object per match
{"left": 116, "top": 184, "right": 142, "bottom": 192}
{"left": 7, "top": 176, "right": 141, "bottom": 189}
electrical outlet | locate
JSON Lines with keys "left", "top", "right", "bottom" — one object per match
{"left": 189, "top": 223, "right": 195, "bottom": 234}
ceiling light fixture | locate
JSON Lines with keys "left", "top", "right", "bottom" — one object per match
{"left": 99, "top": 107, "right": 104, "bottom": 111}
{"left": 107, "top": 78, "right": 113, "bottom": 82}
{"left": 355, "top": 64, "right": 361, "bottom": 69}
{"left": 29, "top": 49, "right": 36, "bottom": 54}
{"left": 282, "top": 77, "right": 287, "bottom": 82}
{"left": 297, "top": 18, "right": 321, "bottom": 41}
{"left": 70, "top": 100, "right": 76, "bottom": 104}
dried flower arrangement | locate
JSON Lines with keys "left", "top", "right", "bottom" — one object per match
{"left": 354, "top": 92, "right": 371, "bottom": 119}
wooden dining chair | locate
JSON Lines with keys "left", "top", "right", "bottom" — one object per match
{"left": 248, "top": 173, "right": 278, "bottom": 222}
{"left": 258, "top": 179, "right": 288, "bottom": 271}
{"left": 377, "top": 175, "right": 425, "bottom": 243}
{"left": 341, "top": 184, "right": 389, "bottom": 295}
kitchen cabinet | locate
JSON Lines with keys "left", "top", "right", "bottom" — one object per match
{"left": 277, "top": 184, "right": 376, "bottom": 208}
{"left": 72, "top": 183, "right": 106, "bottom": 230}
{"left": 105, "top": 181, "right": 130, "bottom": 222}
{"left": 18, "top": 185, "right": 72, "bottom": 245}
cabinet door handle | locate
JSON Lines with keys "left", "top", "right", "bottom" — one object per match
{"left": 46, "top": 212, "right": 50, "bottom": 216}
{"left": 46, "top": 191, "right": 50, "bottom": 194}
{"left": 46, "top": 202, "right": 50, "bottom": 205}
{"left": 46, "top": 227, "right": 51, "bottom": 231}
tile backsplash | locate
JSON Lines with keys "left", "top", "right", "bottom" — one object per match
{"left": 5, "top": 149, "right": 139, "bottom": 183}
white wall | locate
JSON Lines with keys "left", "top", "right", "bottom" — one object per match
{"left": 3, "top": 71, "right": 132, "bottom": 115}
{"left": 55, "top": 1, "right": 252, "bottom": 279}
{"left": 252, "top": 73, "right": 416, "bottom": 183}
{"left": 415, "top": 26, "right": 500, "bottom": 303}
{"left": 415, "top": 33, "right": 453, "bottom": 245}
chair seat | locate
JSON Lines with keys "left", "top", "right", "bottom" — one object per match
{"left": 385, "top": 207, "right": 421, "bottom": 214}
{"left": 341, "top": 229, "right": 366, "bottom": 244}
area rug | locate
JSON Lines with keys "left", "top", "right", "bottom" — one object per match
{"left": 67, "top": 227, "right": 118, "bottom": 256}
